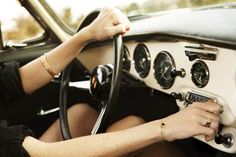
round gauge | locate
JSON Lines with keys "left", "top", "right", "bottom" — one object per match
{"left": 191, "top": 60, "right": 209, "bottom": 88}
{"left": 122, "top": 46, "right": 131, "bottom": 72}
{"left": 133, "top": 44, "right": 151, "bottom": 78}
{"left": 154, "top": 51, "right": 176, "bottom": 89}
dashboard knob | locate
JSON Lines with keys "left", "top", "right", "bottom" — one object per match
{"left": 215, "top": 133, "right": 234, "bottom": 148}
{"left": 171, "top": 92, "right": 184, "bottom": 101}
{"left": 215, "top": 133, "right": 224, "bottom": 144}
{"left": 171, "top": 68, "right": 186, "bottom": 78}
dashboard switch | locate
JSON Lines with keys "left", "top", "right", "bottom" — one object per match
{"left": 171, "top": 92, "right": 184, "bottom": 101}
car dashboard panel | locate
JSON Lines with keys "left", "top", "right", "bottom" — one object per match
{"left": 76, "top": 4, "right": 236, "bottom": 153}
{"left": 78, "top": 39, "right": 236, "bottom": 153}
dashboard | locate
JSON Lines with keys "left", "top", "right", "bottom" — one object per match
{"left": 75, "top": 4, "right": 236, "bottom": 154}
{"left": 78, "top": 38, "right": 236, "bottom": 153}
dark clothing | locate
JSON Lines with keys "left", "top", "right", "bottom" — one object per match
{"left": 0, "top": 61, "right": 33, "bottom": 157}
{"left": 0, "top": 120, "right": 32, "bottom": 157}
{"left": 0, "top": 61, "right": 26, "bottom": 107}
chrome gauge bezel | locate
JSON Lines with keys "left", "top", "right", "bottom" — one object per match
{"left": 133, "top": 43, "right": 151, "bottom": 78}
{"left": 191, "top": 60, "right": 210, "bottom": 88}
{"left": 153, "top": 51, "right": 176, "bottom": 89}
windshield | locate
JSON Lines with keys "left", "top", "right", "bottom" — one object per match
{"left": 45, "top": 0, "right": 236, "bottom": 32}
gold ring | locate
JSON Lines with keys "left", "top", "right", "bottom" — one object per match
{"left": 204, "top": 119, "right": 212, "bottom": 128}
{"left": 113, "top": 21, "right": 118, "bottom": 26}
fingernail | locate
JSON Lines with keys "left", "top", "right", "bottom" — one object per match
{"left": 205, "top": 136, "right": 212, "bottom": 142}
{"left": 208, "top": 99, "right": 214, "bottom": 103}
{"left": 219, "top": 105, "right": 224, "bottom": 114}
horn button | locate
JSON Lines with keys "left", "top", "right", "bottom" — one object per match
{"left": 90, "top": 64, "right": 114, "bottom": 99}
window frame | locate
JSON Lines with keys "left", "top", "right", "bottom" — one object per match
{"left": 39, "top": 0, "right": 75, "bottom": 35}
{"left": 0, "top": 25, "right": 3, "bottom": 50}
{"left": 0, "top": 0, "right": 60, "bottom": 52}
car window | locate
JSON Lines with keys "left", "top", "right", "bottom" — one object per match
{"left": 0, "top": 0, "right": 44, "bottom": 48}
{"left": 45, "top": 0, "right": 236, "bottom": 32}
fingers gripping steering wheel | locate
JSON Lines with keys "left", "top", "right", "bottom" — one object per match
{"left": 59, "top": 11, "right": 124, "bottom": 139}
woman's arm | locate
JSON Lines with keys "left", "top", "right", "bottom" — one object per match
{"left": 19, "top": 7, "right": 130, "bottom": 94}
{"left": 23, "top": 120, "right": 163, "bottom": 157}
{"left": 23, "top": 102, "right": 221, "bottom": 157}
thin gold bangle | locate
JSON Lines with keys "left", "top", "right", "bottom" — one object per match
{"left": 40, "top": 53, "right": 56, "bottom": 77}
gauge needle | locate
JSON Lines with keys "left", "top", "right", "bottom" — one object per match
{"left": 140, "top": 58, "right": 146, "bottom": 68}
{"left": 160, "top": 67, "right": 168, "bottom": 79}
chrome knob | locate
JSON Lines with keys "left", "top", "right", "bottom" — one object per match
{"left": 171, "top": 92, "right": 184, "bottom": 101}
{"left": 171, "top": 68, "right": 186, "bottom": 78}
{"left": 215, "top": 133, "right": 234, "bottom": 148}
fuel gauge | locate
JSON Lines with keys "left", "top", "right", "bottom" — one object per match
{"left": 191, "top": 60, "right": 210, "bottom": 88}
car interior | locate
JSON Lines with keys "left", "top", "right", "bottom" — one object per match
{"left": 0, "top": 0, "right": 236, "bottom": 157}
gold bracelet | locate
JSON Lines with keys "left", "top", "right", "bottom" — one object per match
{"left": 160, "top": 121, "right": 166, "bottom": 141}
{"left": 40, "top": 53, "right": 56, "bottom": 77}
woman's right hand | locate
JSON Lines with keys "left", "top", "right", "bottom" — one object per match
{"left": 82, "top": 7, "right": 130, "bottom": 42}
{"left": 163, "top": 101, "right": 221, "bottom": 142}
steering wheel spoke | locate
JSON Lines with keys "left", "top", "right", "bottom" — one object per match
{"left": 69, "top": 80, "right": 90, "bottom": 90}
{"left": 91, "top": 101, "right": 107, "bottom": 135}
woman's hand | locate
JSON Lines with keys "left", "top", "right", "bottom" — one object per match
{"left": 163, "top": 101, "right": 221, "bottom": 142}
{"left": 83, "top": 7, "right": 130, "bottom": 42}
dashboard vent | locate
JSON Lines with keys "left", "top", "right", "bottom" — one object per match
{"left": 185, "top": 45, "right": 218, "bottom": 61}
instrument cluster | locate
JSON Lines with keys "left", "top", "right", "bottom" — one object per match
{"left": 122, "top": 43, "right": 209, "bottom": 90}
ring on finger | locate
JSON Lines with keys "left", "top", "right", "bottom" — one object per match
{"left": 112, "top": 21, "right": 119, "bottom": 26}
{"left": 204, "top": 118, "right": 212, "bottom": 128}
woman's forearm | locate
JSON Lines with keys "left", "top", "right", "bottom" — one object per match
{"left": 19, "top": 7, "right": 130, "bottom": 94}
{"left": 19, "top": 27, "right": 91, "bottom": 94}
{"left": 23, "top": 102, "right": 221, "bottom": 157}
{"left": 23, "top": 120, "right": 163, "bottom": 157}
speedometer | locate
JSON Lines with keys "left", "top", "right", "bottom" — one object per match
{"left": 154, "top": 51, "right": 175, "bottom": 89}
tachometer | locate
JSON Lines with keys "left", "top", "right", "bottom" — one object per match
{"left": 133, "top": 44, "right": 151, "bottom": 78}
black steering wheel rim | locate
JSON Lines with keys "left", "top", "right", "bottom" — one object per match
{"left": 59, "top": 62, "right": 73, "bottom": 140}
{"left": 59, "top": 16, "right": 124, "bottom": 139}
{"left": 91, "top": 34, "right": 123, "bottom": 134}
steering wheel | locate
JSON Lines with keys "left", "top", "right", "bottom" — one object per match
{"left": 59, "top": 10, "right": 124, "bottom": 139}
